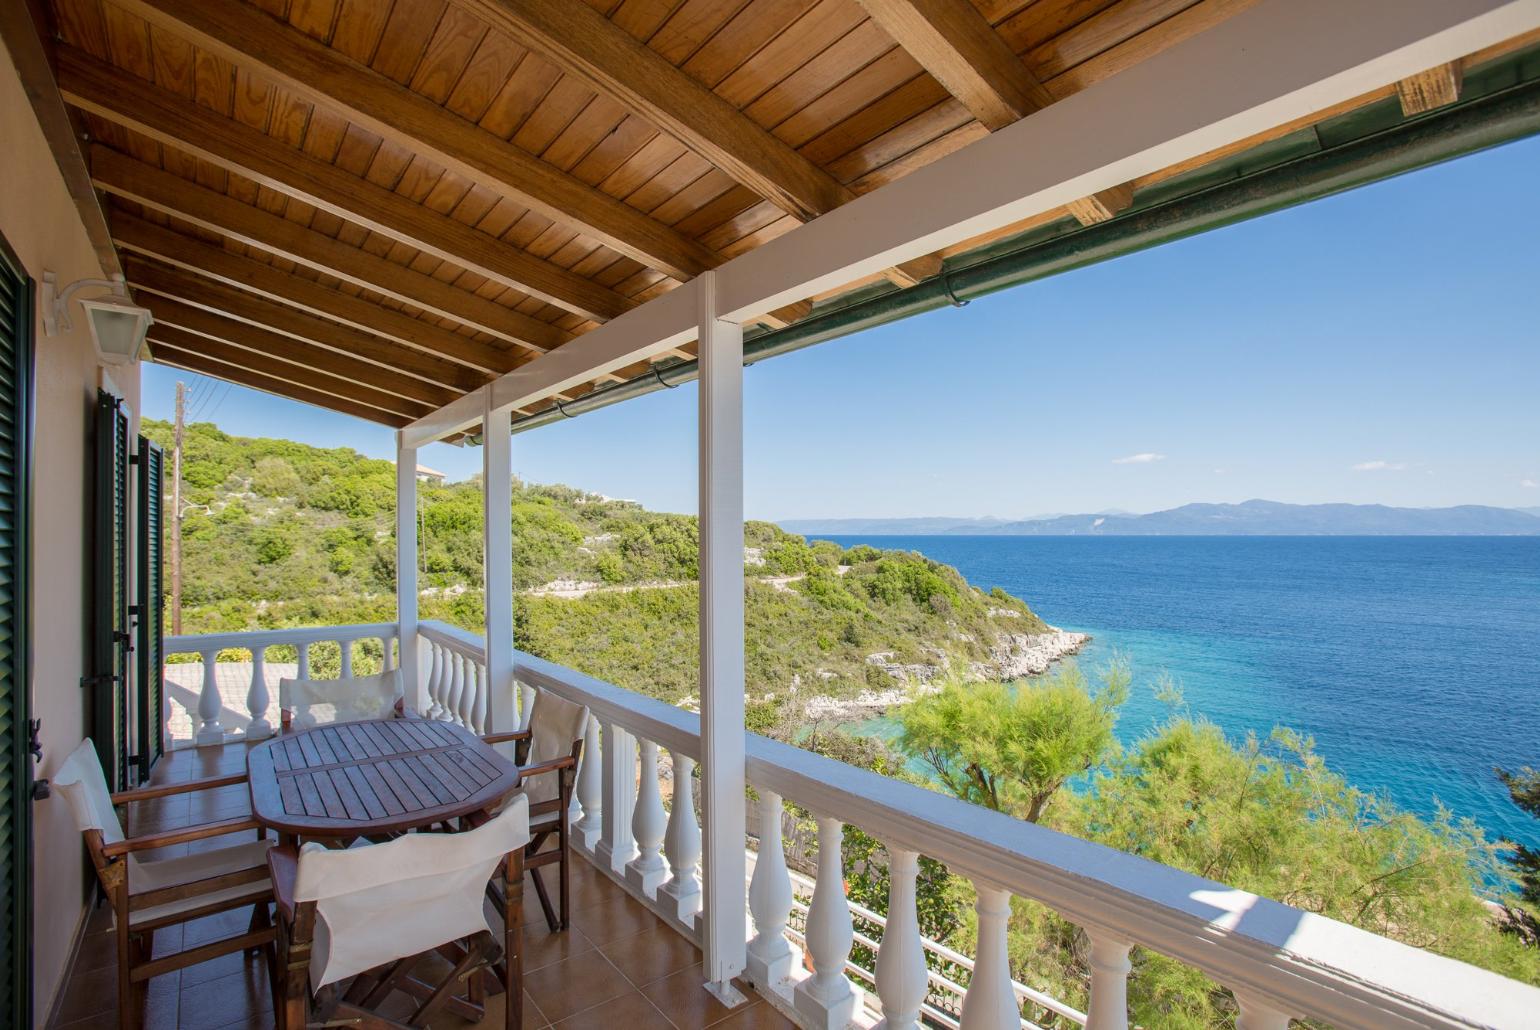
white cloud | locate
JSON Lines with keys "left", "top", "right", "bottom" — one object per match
{"left": 1351, "top": 460, "right": 1408, "bottom": 472}
{"left": 1523, "top": 479, "right": 1538, "bottom": 489}
{"left": 1112, "top": 452, "right": 1165, "bottom": 465}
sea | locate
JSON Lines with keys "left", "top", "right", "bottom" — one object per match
{"left": 816, "top": 535, "right": 1540, "bottom": 853}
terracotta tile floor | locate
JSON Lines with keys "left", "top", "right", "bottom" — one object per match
{"left": 51, "top": 743, "right": 795, "bottom": 1030}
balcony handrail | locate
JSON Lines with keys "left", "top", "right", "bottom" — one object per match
{"left": 165, "top": 622, "right": 400, "bottom": 652}
{"left": 315, "top": 622, "right": 1540, "bottom": 1027}
{"left": 510, "top": 640, "right": 701, "bottom": 761}
{"left": 744, "top": 732, "right": 1538, "bottom": 1030}
{"left": 418, "top": 620, "right": 487, "bottom": 659}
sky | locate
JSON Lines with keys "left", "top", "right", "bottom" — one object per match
{"left": 142, "top": 134, "right": 1540, "bottom": 521}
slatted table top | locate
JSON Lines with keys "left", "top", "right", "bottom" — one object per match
{"left": 247, "top": 718, "right": 520, "bottom": 838}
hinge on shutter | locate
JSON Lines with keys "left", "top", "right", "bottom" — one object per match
{"left": 80, "top": 673, "right": 119, "bottom": 689}
{"left": 129, "top": 453, "right": 140, "bottom": 465}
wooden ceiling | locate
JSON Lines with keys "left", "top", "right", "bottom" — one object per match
{"left": 24, "top": 0, "right": 1528, "bottom": 427}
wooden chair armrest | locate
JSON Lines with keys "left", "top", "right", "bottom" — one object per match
{"left": 110, "top": 771, "right": 247, "bottom": 805}
{"left": 481, "top": 729, "right": 532, "bottom": 745}
{"left": 518, "top": 756, "right": 576, "bottom": 779}
{"left": 101, "top": 815, "right": 261, "bottom": 857}
{"left": 267, "top": 843, "right": 299, "bottom": 924}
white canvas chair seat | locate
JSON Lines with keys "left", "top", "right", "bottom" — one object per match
{"left": 294, "top": 793, "right": 530, "bottom": 988}
{"left": 129, "top": 839, "right": 275, "bottom": 926}
{"left": 487, "top": 688, "right": 590, "bottom": 813}
{"left": 280, "top": 668, "right": 401, "bottom": 730}
{"left": 52, "top": 739, "right": 278, "bottom": 1027}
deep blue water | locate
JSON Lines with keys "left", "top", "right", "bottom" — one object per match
{"left": 819, "top": 535, "right": 1540, "bottom": 852}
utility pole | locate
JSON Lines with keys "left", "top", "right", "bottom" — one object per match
{"left": 171, "top": 380, "right": 184, "bottom": 636}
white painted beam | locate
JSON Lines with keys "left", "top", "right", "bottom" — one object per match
{"left": 718, "top": 0, "right": 1540, "bottom": 320}
{"left": 401, "top": 0, "right": 1540, "bottom": 445}
{"left": 487, "top": 280, "right": 698, "bottom": 414}
{"left": 482, "top": 396, "right": 515, "bottom": 732}
{"left": 697, "top": 271, "right": 748, "bottom": 996}
{"left": 395, "top": 432, "right": 422, "bottom": 713}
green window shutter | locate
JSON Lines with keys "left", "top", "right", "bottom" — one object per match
{"left": 136, "top": 436, "right": 165, "bottom": 778}
{"left": 0, "top": 237, "right": 35, "bottom": 1028}
{"left": 91, "top": 391, "right": 130, "bottom": 790}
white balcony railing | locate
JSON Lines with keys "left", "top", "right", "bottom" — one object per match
{"left": 163, "top": 620, "right": 1540, "bottom": 1029}
{"left": 164, "top": 622, "right": 399, "bottom": 747}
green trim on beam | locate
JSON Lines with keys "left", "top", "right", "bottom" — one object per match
{"left": 510, "top": 42, "right": 1540, "bottom": 437}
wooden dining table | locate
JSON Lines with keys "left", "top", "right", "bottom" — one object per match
{"left": 247, "top": 717, "right": 521, "bottom": 841}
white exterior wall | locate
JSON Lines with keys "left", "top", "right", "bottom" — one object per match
{"left": 2, "top": 48, "right": 142, "bottom": 1026}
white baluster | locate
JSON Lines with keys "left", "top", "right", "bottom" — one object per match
{"left": 659, "top": 752, "right": 702, "bottom": 922}
{"left": 469, "top": 663, "right": 488, "bottom": 733}
{"left": 339, "top": 638, "right": 353, "bottom": 680}
{"left": 449, "top": 655, "right": 465, "bottom": 726}
{"left": 794, "top": 815, "right": 861, "bottom": 1030}
{"left": 574, "top": 716, "right": 603, "bottom": 852}
{"left": 626, "top": 738, "right": 668, "bottom": 894}
{"left": 425, "top": 641, "right": 445, "bottom": 719}
{"left": 746, "top": 789, "right": 796, "bottom": 988}
{"left": 518, "top": 683, "right": 537, "bottom": 731}
{"left": 875, "top": 847, "right": 927, "bottom": 1030}
{"left": 1084, "top": 933, "right": 1132, "bottom": 1030}
{"left": 246, "top": 646, "right": 272, "bottom": 740}
{"left": 297, "top": 642, "right": 311, "bottom": 681}
{"left": 381, "top": 635, "right": 396, "bottom": 671}
{"left": 961, "top": 885, "right": 1016, "bottom": 1029}
{"left": 458, "top": 657, "right": 478, "bottom": 728}
{"left": 443, "top": 652, "right": 465, "bottom": 724}
{"left": 1234, "top": 993, "right": 1292, "bottom": 1030}
{"left": 195, "top": 649, "right": 224, "bottom": 746}
{"left": 596, "top": 721, "right": 637, "bottom": 875}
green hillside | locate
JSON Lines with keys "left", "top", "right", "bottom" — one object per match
{"left": 146, "top": 420, "right": 1060, "bottom": 715}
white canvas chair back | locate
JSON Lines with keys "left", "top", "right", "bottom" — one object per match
{"left": 520, "top": 689, "right": 590, "bottom": 808}
{"left": 53, "top": 738, "right": 127, "bottom": 847}
{"left": 280, "top": 668, "right": 401, "bottom": 729}
{"left": 295, "top": 793, "right": 530, "bottom": 987}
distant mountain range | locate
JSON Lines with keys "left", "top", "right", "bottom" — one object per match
{"left": 781, "top": 500, "right": 1540, "bottom": 537}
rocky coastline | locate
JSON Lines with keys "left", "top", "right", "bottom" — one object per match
{"left": 798, "top": 628, "right": 1089, "bottom": 721}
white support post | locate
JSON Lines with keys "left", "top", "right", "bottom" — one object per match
{"left": 697, "top": 271, "right": 748, "bottom": 1001}
{"left": 395, "top": 432, "right": 422, "bottom": 714}
{"left": 482, "top": 398, "right": 515, "bottom": 732}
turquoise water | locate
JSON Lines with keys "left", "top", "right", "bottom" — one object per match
{"left": 818, "top": 535, "right": 1540, "bottom": 852}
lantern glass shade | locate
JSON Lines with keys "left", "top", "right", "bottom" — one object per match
{"left": 78, "top": 296, "right": 153, "bottom": 365}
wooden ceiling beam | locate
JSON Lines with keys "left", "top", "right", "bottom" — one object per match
{"left": 109, "top": 0, "right": 717, "bottom": 281}
{"left": 1396, "top": 61, "right": 1464, "bottom": 115}
{"left": 452, "top": 0, "right": 855, "bottom": 222}
{"left": 90, "top": 145, "right": 540, "bottom": 369}
{"left": 55, "top": 46, "right": 627, "bottom": 325}
{"left": 853, "top": 0, "right": 1055, "bottom": 130}
{"left": 1065, "top": 183, "right": 1135, "bottom": 226}
{"left": 146, "top": 322, "right": 433, "bottom": 420}
{"left": 111, "top": 212, "right": 534, "bottom": 381}
{"left": 0, "top": 0, "right": 121, "bottom": 276}
{"left": 855, "top": 0, "right": 1133, "bottom": 227}
{"left": 151, "top": 344, "right": 412, "bottom": 428}
{"left": 122, "top": 254, "right": 486, "bottom": 395}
